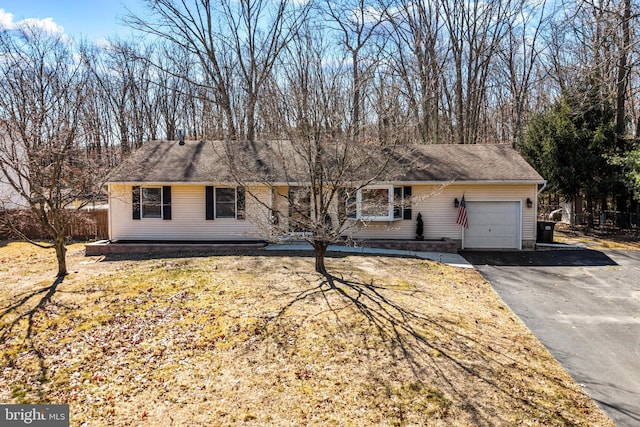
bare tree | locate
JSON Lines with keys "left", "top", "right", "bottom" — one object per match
{"left": 498, "top": 0, "right": 551, "bottom": 148}
{"left": 615, "top": 0, "right": 632, "bottom": 140}
{"left": 125, "top": 1, "right": 236, "bottom": 139}
{"left": 385, "top": 0, "right": 447, "bottom": 143}
{"left": 127, "top": 0, "right": 309, "bottom": 142}
{"left": 550, "top": 0, "right": 638, "bottom": 132}
{"left": 226, "top": 30, "right": 409, "bottom": 274}
{"left": 81, "top": 66, "right": 118, "bottom": 165}
{"left": 441, "top": 0, "right": 517, "bottom": 144}
{"left": 0, "top": 25, "right": 105, "bottom": 277}
{"left": 151, "top": 42, "right": 191, "bottom": 140}
{"left": 322, "top": 0, "right": 389, "bottom": 142}
{"left": 81, "top": 39, "right": 155, "bottom": 155}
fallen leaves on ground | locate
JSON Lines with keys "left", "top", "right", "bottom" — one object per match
{"left": 0, "top": 242, "right": 613, "bottom": 426}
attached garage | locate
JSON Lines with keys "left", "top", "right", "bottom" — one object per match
{"left": 463, "top": 201, "right": 521, "bottom": 249}
{"left": 104, "top": 141, "right": 546, "bottom": 251}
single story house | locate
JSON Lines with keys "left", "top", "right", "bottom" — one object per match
{"left": 102, "top": 140, "right": 545, "bottom": 251}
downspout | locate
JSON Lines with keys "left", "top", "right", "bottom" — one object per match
{"left": 107, "top": 184, "right": 113, "bottom": 241}
{"left": 537, "top": 181, "right": 548, "bottom": 196}
{"left": 537, "top": 181, "right": 548, "bottom": 219}
{"left": 528, "top": 181, "right": 548, "bottom": 246}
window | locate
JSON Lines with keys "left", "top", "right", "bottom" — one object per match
{"left": 351, "top": 186, "right": 411, "bottom": 221}
{"left": 338, "top": 187, "right": 357, "bottom": 220}
{"left": 361, "top": 188, "right": 391, "bottom": 218}
{"left": 205, "top": 186, "right": 245, "bottom": 220}
{"left": 132, "top": 186, "right": 171, "bottom": 220}
{"left": 216, "top": 188, "right": 236, "bottom": 218}
{"left": 288, "top": 186, "right": 311, "bottom": 232}
{"left": 394, "top": 186, "right": 412, "bottom": 220}
{"left": 142, "top": 188, "right": 162, "bottom": 218}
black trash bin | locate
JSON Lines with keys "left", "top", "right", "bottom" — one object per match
{"left": 536, "top": 221, "right": 555, "bottom": 243}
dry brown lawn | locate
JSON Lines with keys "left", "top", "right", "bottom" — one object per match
{"left": 0, "top": 241, "right": 613, "bottom": 426}
{"left": 554, "top": 223, "right": 640, "bottom": 250}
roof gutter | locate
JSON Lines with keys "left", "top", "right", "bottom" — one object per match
{"left": 104, "top": 179, "right": 547, "bottom": 187}
{"left": 537, "top": 181, "right": 548, "bottom": 195}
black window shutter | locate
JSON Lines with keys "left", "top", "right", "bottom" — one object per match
{"left": 348, "top": 195, "right": 357, "bottom": 218}
{"left": 132, "top": 186, "right": 141, "bottom": 220}
{"left": 237, "top": 187, "right": 245, "bottom": 220}
{"left": 403, "top": 186, "right": 412, "bottom": 220}
{"left": 162, "top": 186, "right": 172, "bottom": 220}
{"left": 337, "top": 188, "right": 346, "bottom": 221}
{"left": 393, "top": 187, "right": 402, "bottom": 219}
{"left": 205, "top": 186, "right": 214, "bottom": 220}
{"left": 287, "top": 187, "right": 294, "bottom": 219}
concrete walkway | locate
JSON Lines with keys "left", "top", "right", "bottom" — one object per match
{"left": 265, "top": 243, "right": 473, "bottom": 268}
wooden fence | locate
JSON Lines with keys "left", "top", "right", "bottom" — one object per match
{"left": 0, "top": 209, "right": 109, "bottom": 241}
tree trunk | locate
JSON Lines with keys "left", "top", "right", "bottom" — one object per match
{"left": 586, "top": 194, "right": 595, "bottom": 228}
{"left": 574, "top": 194, "right": 583, "bottom": 226}
{"left": 223, "top": 100, "right": 237, "bottom": 141}
{"left": 247, "top": 99, "right": 256, "bottom": 142}
{"left": 313, "top": 240, "right": 329, "bottom": 275}
{"left": 119, "top": 114, "right": 129, "bottom": 155}
{"left": 455, "top": 51, "right": 464, "bottom": 145}
{"left": 352, "top": 52, "right": 360, "bottom": 142}
{"left": 55, "top": 234, "right": 68, "bottom": 277}
{"left": 568, "top": 197, "right": 576, "bottom": 227}
{"left": 616, "top": 0, "right": 631, "bottom": 141}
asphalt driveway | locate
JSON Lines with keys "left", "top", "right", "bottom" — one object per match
{"left": 462, "top": 249, "right": 640, "bottom": 427}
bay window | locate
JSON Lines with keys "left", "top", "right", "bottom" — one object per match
{"left": 360, "top": 187, "right": 392, "bottom": 219}
{"left": 350, "top": 186, "right": 412, "bottom": 221}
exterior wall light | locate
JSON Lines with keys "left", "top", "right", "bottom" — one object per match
{"left": 454, "top": 198, "right": 460, "bottom": 208}
{"left": 526, "top": 198, "right": 533, "bottom": 208}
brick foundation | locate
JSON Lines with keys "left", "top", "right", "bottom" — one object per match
{"left": 85, "top": 239, "right": 459, "bottom": 256}
{"left": 355, "top": 239, "right": 458, "bottom": 253}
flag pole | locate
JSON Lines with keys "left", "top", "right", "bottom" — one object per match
{"left": 456, "top": 193, "right": 468, "bottom": 249}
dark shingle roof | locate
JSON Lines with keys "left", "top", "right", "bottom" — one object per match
{"left": 401, "top": 143, "right": 544, "bottom": 182}
{"left": 106, "top": 140, "right": 234, "bottom": 184}
{"left": 106, "top": 140, "right": 544, "bottom": 184}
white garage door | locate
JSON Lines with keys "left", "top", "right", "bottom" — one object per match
{"left": 464, "top": 201, "right": 520, "bottom": 249}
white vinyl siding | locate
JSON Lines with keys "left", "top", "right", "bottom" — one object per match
{"left": 109, "top": 183, "right": 539, "bottom": 248}
{"left": 109, "top": 184, "right": 268, "bottom": 241}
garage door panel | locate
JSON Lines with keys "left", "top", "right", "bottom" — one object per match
{"left": 464, "top": 201, "right": 520, "bottom": 249}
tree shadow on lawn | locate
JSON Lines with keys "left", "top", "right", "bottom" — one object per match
{"left": 269, "top": 271, "right": 599, "bottom": 425}
{"left": 0, "top": 276, "right": 65, "bottom": 401}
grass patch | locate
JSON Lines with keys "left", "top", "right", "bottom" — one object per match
{"left": 554, "top": 223, "right": 640, "bottom": 250}
{"left": 0, "top": 241, "right": 613, "bottom": 426}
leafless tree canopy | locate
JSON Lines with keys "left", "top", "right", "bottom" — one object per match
{"left": 0, "top": 0, "right": 636, "bottom": 150}
{"left": 0, "top": 0, "right": 630, "bottom": 151}
{"left": 0, "top": 25, "right": 108, "bottom": 276}
{"left": 3, "top": 0, "right": 640, "bottom": 272}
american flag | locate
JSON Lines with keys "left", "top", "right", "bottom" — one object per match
{"left": 456, "top": 195, "right": 468, "bottom": 228}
